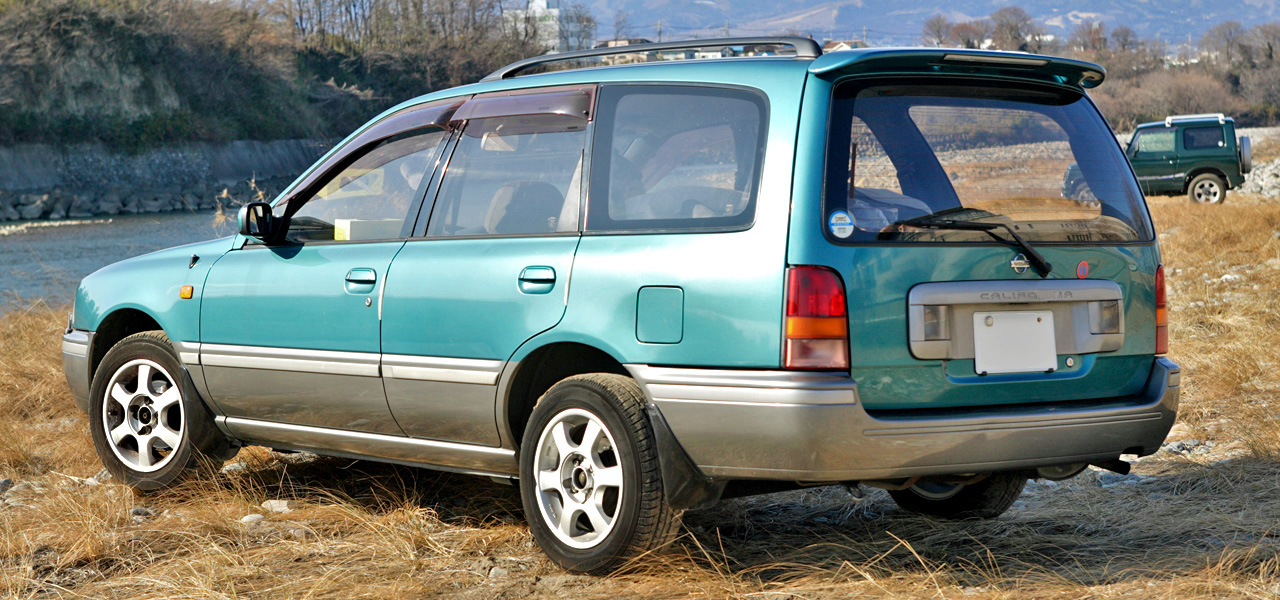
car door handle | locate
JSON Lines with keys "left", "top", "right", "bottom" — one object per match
{"left": 519, "top": 266, "right": 556, "bottom": 283}
{"left": 518, "top": 266, "right": 556, "bottom": 294}
{"left": 345, "top": 268, "right": 377, "bottom": 284}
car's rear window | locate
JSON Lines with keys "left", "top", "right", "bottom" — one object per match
{"left": 824, "top": 80, "right": 1152, "bottom": 244}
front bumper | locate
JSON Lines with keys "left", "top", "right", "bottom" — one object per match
{"left": 62, "top": 329, "right": 93, "bottom": 413}
{"left": 629, "top": 357, "right": 1179, "bottom": 481}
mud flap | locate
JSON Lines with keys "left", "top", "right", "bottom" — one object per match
{"left": 645, "top": 403, "right": 725, "bottom": 510}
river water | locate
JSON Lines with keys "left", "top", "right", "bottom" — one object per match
{"left": 0, "top": 210, "right": 237, "bottom": 307}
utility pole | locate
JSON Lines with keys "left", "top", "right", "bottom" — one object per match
{"left": 724, "top": 20, "right": 730, "bottom": 37}
{"left": 656, "top": 20, "right": 662, "bottom": 42}
{"left": 862, "top": 26, "right": 867, "bottom": 46}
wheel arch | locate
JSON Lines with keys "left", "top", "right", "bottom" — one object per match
{"left": 90, "top": 307, "right": 166, "bottom": 381}
{"left": 1183, "top": 167, "right": 1229, "bottom": 191}
{"left": 498, "top": 340, "right": 629, "bottom": 448}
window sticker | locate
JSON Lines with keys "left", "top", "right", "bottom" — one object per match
{"left": 829, "top": 210, "right": 854, "bottom": 238}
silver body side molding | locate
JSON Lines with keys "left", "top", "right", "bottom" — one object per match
{"left": 172, "top": 340, "right": 202, "bottom": 366}
{"left": 198, "top": 343, "right": 504, "bottom": 385}
{"left": 382, "top": 354, "right": 503, "bottom": 385}
{"left": 223, "top": 417, "right": 518, "bottom": 477}
{"left": 201, "top": 344, "right": 381, "bottom": 377}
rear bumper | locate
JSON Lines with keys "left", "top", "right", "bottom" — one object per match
{"left": 62, "top": 329, "right": 93, "bottom": 413}
{"left": 629, "top": 357, "right": 1179, "bottom": 481}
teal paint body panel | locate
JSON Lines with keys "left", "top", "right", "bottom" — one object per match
{"left": 636, "top": 286, "right": 684, "bottom": 344}
{"left": 74, "top": 236, "right": 236, "bottom": 344}
{"left": 379, "top": 236, "right": 579, "bottom": 361}
{"left": 201, "top": 242, "right": 403, "bottom": 352}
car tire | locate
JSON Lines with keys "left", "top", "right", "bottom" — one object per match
{"left": 888, "top": 472, "right": 1027, "bottom": 519}
{"left": 88, "top": 331, "right": 232, "bottom": 490}
{"left": 1188, "top": 173, "right": 1227, "bottom": 204}
{"left": 519, "top": 373, "right": 680, "bottom": 574}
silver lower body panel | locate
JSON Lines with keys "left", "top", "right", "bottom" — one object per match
{"left": 222, "top": 417, "right": 518, "bottom": 477}
{"left": 629, "top": 358, "right": 1180, "bottom": 481}
{"left": 62, "top": 330, "right": 92, "bottom": 412}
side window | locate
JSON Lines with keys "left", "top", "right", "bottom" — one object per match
{"left": 587, "top": 85, "right": 767, "bottom": 232}
{"left": 426, "top": 115, "right": 586, "bottom": 237}
{"left": 278, "top": 128, "right": 447, "bottom": 243}
{"left": 1133, "top": 129, "right": 1175, "bottom": 154}
{"left": 1183, "top": 126, "right": 1225, "bottom": 150}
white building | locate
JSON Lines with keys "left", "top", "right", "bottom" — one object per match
{"left": 504, "top": 0, "right": 595, "bottom": 53}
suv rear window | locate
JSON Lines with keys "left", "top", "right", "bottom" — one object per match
{"left": 824, "top": 80, "right": 1152, "bottom": 244}
{"left": 1183, "top": 126, "right": 1225, "bottom": 150}
{"left": 587, "top": 85, "right": 766, "bottom": 232}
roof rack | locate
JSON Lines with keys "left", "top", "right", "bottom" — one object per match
{"left": 481, "top": 36, "right": 823, "bottom": 82}
{"left": 1165, "top": 113, "right": 1226, "bottom": 127}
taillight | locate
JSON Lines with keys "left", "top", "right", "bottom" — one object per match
{"left": 784, "top": 266, "right": 849, "bottom": 370}
{"left": 1155, "top": 265, "right": 1168, "bottom": 354}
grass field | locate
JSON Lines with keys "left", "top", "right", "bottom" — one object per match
{"left": 1, "top": 196, "right": 1278, "bottom": 599}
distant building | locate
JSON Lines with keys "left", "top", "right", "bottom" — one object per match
{"left": 821, "top": 40, "right": 866, "bottom": 53}
{"left": 504, "top": 0, "right": 595, "bottom": 53}
{"left": 694, "top": 47, "right": 737, "bottom": 60}
{"left": 594, "top": 38, "right": 655, "bottom": 65}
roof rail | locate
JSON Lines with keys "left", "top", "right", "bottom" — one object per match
{"left": 1165, "top": 113, "right": 1226, "bottom": 127}
{"left": 481, "top": 36, "right": 823, "bottom": 82}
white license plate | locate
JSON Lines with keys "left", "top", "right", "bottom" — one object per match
{"left": 973, "top": 311, "right": 1057, "bottom": 375}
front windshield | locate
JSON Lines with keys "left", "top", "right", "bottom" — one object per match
{"left": 824, "top": 80, "right": 1152, "bottom": 243}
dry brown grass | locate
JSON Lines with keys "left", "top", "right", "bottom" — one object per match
{"left": 2, "top": 197, "right": 1280, "bottom": 599}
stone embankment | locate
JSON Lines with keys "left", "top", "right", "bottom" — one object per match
{"left": 0, "top": 139, "right": 334, "bottom": 222}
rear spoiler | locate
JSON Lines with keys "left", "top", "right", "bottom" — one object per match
{"left": 807, "top": 48, "right": 1106, "bottom": 89}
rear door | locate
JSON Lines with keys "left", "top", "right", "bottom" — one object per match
{"left": 1128, "top": 127, "right": 1180, "bottom": 195}
{"left": 804, "top": 77, "right": 1159, "bottom": 413}
{"left": 200, "top": 101, "right": 454, "bottom": 434}
{"left": 379, "top": 87, "right": 591, "bottom": 446}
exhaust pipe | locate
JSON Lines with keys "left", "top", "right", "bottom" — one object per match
{"left": 1090, "top": 459, "right": 1131, "bottom": 475}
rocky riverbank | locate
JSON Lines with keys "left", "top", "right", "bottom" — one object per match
{"left": 0, "top": 176, "right": 293, "bottom": 222}
{"left": 0, "top": 137, "right": 334, "bottom": 222}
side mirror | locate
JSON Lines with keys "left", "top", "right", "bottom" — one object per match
{"left": 237, "top": 202, "right": 278, "bottom": 242}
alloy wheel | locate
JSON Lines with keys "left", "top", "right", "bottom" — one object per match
{"left": 102, "top": 359, "right": 184, "bottom": 472}
{"left": 533, "top": 408, "right": 624, "bottom": 549}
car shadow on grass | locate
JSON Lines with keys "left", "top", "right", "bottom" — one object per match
{"left": 207, "top": 450, "right": 1280, "bottom": 589}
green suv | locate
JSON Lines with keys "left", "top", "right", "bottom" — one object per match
{"left": 63, "top": 38, "right": 1178, "bottom": 573}
{"left": 1125, "top": 113, "right": 1252, "bottom": 204}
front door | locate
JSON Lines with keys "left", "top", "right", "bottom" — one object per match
{"left": 380, "top": 88, "right": 592, "bottom": 446}
{"left": 1128, "top": 127, "right": 1179, "bottom": 195}
{"left": 200, "top": 119, "right": 451, "bottom": 434}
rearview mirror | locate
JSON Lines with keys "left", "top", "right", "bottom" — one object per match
{"left": 237, "top": 202, "right": 278, "bottom": 242}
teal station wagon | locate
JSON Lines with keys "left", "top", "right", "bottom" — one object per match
{"left": 63, "top": 38, "right": 1179, "bottom": 573}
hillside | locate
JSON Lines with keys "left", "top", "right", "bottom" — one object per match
{"left": 0, "top": 0, "right": 537, "bottom": 149}
{"left": 588, "top": 0, "right": 1280, "bottom": 46}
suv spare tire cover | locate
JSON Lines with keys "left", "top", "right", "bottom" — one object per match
{"left": 1240, "top": 136, "right": 1252, "bottom": 175}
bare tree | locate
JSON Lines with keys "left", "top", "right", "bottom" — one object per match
{"left": 1070, "top": 19, "right": 1107, "bottom": 51}
{"left": 559, "top": 2, "right": 596, "bottom": 51}
{"left": 1252, "top": 22, "right": 1280, "bottom": 64}
{"left": 949, "top": 19, "right": 991, "bottom": 49}
{"left": 990, "top": 6, "right": 1038, "bottom": 51}
{"left": 922, "top": 14, "right": 952, "bottom": 47}
{"left": 1202, "top": 20, "right": 1246, "bottom": 66}
{"left": 612, "top": 9, "right": 631, "bottom": 40}
{"left": 1110, "top": 25, "right": 1137, "bottom": 52}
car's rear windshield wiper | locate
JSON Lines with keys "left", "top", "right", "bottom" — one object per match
{"left": 894, "top": 218, "right": 1053, "bottom": 278}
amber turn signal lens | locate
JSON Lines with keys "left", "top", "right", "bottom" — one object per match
{"left": 179, "top": 285, "right": 193, "bottom": 299}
